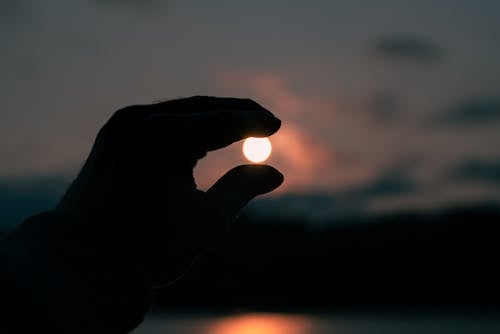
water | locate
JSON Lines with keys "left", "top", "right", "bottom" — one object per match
{"left": 132, "top": 312, "right": 500, "bottom": 334}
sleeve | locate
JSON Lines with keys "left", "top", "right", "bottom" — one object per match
{"left": 0, "top": 211, "right": 152, "bottom": 333}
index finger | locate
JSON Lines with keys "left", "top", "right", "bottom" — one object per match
{"left": 142, "top": 97, "right": 281, "bottom": 151}
{"left": 141, "top": 96, "right": 278, "bottom": 117}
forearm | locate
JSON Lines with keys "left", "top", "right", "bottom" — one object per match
{"left": 1, "top": 212, "right": 151, "bottom": 333}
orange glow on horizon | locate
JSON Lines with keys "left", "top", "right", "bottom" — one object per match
{"left": 206, "top": 313, "right": 311, "bottom": 334}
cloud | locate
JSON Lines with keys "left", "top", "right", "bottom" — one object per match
{"left": 91, "top": 0, "right": 167, "bottom": 11}
{"left": 249, "top": 168, "right": 418, "bottom": 222}
{"left": 349, "top": 171, "right": 416, "bottom": 199}
{"left": 436, "top": 98, "right": 500, "bottom": 125}
{"left": 373, "top": 35, "right": 441, "bottom": 63}
{"left": 0, "top": 1, "right": 31, "bottom": 22}
{"left": 453, "top": 159, "right": 500, "bottom": 184}
{"left": 369, "top": 93, "right": 400, "bottom": 123}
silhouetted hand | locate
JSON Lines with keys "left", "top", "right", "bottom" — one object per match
{"left": 57, "top": 96, "right": 283, "bottom": 287}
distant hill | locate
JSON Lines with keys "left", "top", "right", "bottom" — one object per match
{"left": 0, "top": 176, "right": 68, "bottom": 232}
{"left": 154, "top": 205, "right": 500, "bottom": 309}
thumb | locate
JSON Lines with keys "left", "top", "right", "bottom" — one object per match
{"left": 204, "top": 165, "right": 284, "bottom": 222}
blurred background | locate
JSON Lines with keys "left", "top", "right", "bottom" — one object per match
{"left": 1, "top": 0, "right": 500, "bottom": 333}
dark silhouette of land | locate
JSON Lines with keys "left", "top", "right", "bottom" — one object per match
{"left": 154, "top": 204, "right": 500, "bottom": 310}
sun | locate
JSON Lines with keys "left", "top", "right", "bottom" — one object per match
{"left": 243, "top": 137, "right": 272, "bottom": 163}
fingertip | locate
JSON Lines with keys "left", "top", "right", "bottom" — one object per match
{"left": 217, "top": 164, "right": 284, "bottom": 195}
{"left": 253, "top": 164, "right": 284, "bottom": 192}
{"left": 204, "top": 165, "right": 283, "bottom": 224}
{"left": 244, "top": 114, "right": 281, "bottom": 138}
{"left": 268, "top": 116, "right": 282, "bottom": 135}
{"left": 274, "top": 166, "right": 285, "bottom": 187}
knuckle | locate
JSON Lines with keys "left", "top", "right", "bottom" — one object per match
{"left": 112, "top": 105, "right": 142, "bottom": 120}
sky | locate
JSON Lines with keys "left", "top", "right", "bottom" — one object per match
{"left": 1, "top": 0, "right": 500, "bottom": 223}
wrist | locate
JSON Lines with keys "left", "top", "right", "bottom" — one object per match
{"left": 7, "top": 211, "right": 152, "bottom": 332}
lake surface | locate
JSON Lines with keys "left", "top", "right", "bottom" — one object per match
{"left": 132, "top": 312, "right": 500, "bottom": 334}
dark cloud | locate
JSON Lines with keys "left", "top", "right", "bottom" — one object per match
{"left": 349, "top": 172, "right": 416, "bottom": 199}
{"left": 0, "top": 176, "right": 67, "bottom": 232}
{"left": 453, "top": 159, "right": 500, "bottom": 184}
{"left": 91, "top": 0, "right": 167, "bottom": 11}
{"left": 437, "top": 98, "right": 500, "bottom": 125}
{"left": 373, "top": 35, "right": 441, "bottom": 63}
{"left": 249, "top": 170, "right": 418, "bottom": 222}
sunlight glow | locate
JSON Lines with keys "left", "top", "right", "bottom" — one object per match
{"left": 207, "top": 313, "right": 311, "bottom": 334}
{"left": 243, "top": 137, "right": 272, "bottom": 163}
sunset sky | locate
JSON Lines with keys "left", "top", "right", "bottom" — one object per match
{"left": 1, "top": 0, "right": 500, "bottom": 222}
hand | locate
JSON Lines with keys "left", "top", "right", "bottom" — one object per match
{"left": 56, "top": 96, "right": 283, "bottom": 287}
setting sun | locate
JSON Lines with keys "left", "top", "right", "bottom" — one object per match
{"left": 243, "top": 137, "right": 272, "bottom": 163}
